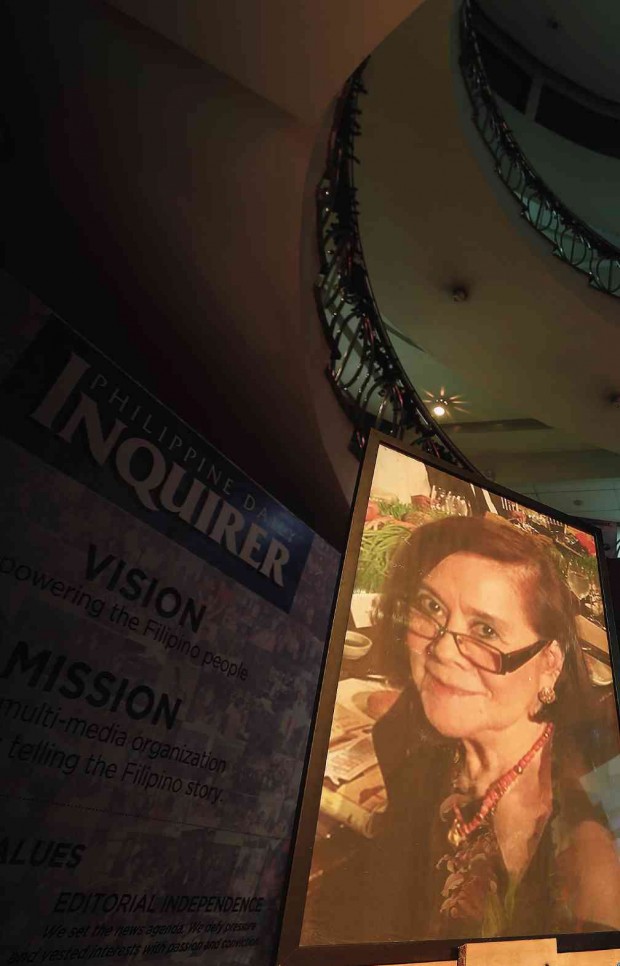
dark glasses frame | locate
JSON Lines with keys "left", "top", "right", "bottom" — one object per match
{"left": 409, "top": 607, "right": 550, "bottom": 675}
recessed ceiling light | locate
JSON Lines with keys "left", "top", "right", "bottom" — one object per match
{"left": 424, "top": 387, "right": 469, "bottom": 420}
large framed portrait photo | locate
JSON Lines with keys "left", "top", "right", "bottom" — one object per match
{"left": 277, "top": 432, "right": 620, "bottom": 965}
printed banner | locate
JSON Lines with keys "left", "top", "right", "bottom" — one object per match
{"left": 0, "top": 273, "right": 339, "bottom": 966}
{"left": 0, "top": 316, "right": 314, "bottom": 613}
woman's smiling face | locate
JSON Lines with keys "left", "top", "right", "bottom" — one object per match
{"left": 407, "top": 552, "right": 559, "bottom": 739}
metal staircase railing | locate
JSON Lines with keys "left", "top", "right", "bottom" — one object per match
{"left": 314, "top": 63, "right": 477, "bottom": 471}
{"left": 460, "top": 0, "right": 620, "bottom": 299}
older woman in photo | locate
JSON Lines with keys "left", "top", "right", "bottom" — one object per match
{"left": 305, "top": 516, "right": 620, "bottom": 944}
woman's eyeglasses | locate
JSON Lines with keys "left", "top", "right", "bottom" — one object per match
{"left": 408, "top": 606, "right": 550, "bottom": 675}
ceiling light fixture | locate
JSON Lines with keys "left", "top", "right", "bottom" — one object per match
{"left": 424, "top": 387, "right": 469, "bottom": 420}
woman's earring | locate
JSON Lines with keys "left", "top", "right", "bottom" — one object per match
{"left": 538, "top": 686, "right": 556, "bottom": 705}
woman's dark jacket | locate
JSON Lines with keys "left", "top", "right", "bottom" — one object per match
{"left": 304, "top": 686, "right": 617, "bottom": 945}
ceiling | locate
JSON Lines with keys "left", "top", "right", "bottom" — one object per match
{"left": 104, "top": 0, "right": 620, "bottom": 524}
{"left": 105, "top": 0, "right": 423, "bottom": 122}
{"left": 1, "top": 0, "right": 426, "bottom": 551}
{"left": 478, "top": 0, "right": 620, "bottom": 105}
{"left": 5, "top": 0, "right": 620, "bottom": 536}
{"left": 388, "top": 324, "right": 620, "bottom": 521}
{"left": 358, "top": 0, "right": 620, "bottom": 523}
{"left": 472, "top": 2, "right": 620, "bottom": 251}
{"left": 518, "top": 477, "right": 620, "bottom": 522}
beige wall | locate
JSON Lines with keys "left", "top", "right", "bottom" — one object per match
{"left": 2, "top": 0, "right": 433, "bottom": 545}
{"left": 0, "top": 0, "right": 405, "bottom": 544}
{"left": 106, "top": 0, "right": 426, "bottom": 121}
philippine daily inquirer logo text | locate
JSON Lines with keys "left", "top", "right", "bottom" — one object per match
{"left": 30, "top": 350, "right": 292, "bottom": 589}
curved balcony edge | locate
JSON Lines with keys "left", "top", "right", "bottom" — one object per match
{"left": 459, "top": 0, "right": 620, "bottom": 299}
{"left": 314, "top": 63, "right": 477, "bottom": 473}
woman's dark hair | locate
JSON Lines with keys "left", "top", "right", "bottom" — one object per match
{"left": 373, "top": 515, "right": 594, "bottom": 729}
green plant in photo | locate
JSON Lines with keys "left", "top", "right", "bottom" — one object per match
{"left": 356, "top": 523, "right": 413, "bottom": 594}
{"left": 375, "top": 499, "right": 413, "bottom": 521}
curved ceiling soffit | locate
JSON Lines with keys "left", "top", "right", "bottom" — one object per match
{"left": 104, "top": 0, "right": 429, "bottom": 123}
{"left": 99, "top": 1, "right": 433, "bottom": 507}
{"left": 477, "top": 0, "right": 620, "bottom": 107}
{"left": 355, "top": 0, "right": 620, "bottom": 458}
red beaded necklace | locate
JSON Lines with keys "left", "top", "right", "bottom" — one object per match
{"left": 447, "top": 723, "right": 554, "bottom": 848}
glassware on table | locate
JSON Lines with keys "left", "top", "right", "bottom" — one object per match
{"left": 567, "top": 568, "right": 590, "bottom": 602}
{"left": 585, "top": 590, "right": 604, "bottom": 622}
{"left": 455, "top": 495, "right": 469, "bottom": 516}
{"left": 432, "top": 487, "right": 446, "bottom": 511}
